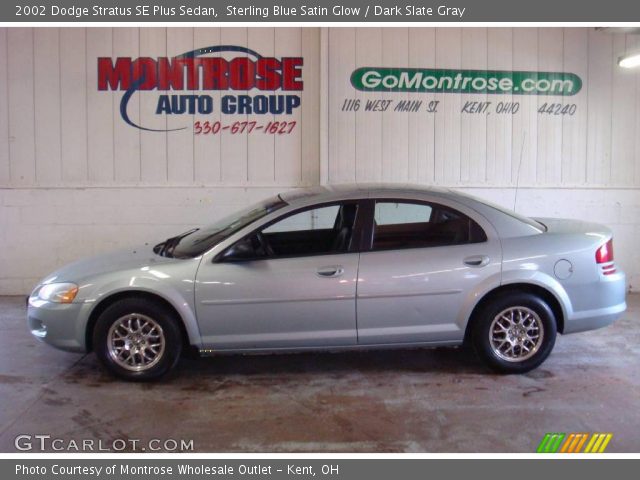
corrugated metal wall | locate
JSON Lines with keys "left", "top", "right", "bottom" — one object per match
{"left": 326, "top": 27, "right": 640, "bottom": 187}
{"left": 0, "top": 27, "right": 320, "bottom": 188}
{"left": 1, "top": 27, "right": 640, "bottom": 294}
{"left": 2, "top": 27, "right": 639, "bottom": 189}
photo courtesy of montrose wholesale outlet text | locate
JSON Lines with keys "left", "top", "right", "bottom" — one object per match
{"left": 1, "top": 0, "right": 640, "bottom": 477}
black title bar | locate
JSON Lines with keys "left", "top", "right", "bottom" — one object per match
{"left": 3, "top": 0, "right": 640, "bottom": 22}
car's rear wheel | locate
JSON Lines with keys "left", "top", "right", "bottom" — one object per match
{"left": 93, "top": 298, "right": 182, "bottom": 381}
{"left": 471, "top": 292, "right": 557, "bottom": 373}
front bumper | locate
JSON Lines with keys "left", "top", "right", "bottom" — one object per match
{"left": 27, "top": 296, "right": 89, "bottom": 353}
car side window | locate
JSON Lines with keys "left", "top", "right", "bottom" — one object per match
{"left": 375, "top": 202, "right": 433, "bottom": 225}
{"left": 221, "top": 203, "right": 360, "bottom": 262}
{"left": 263, "top": 205, "right": 340, "bottom": 233}
{"left": 260, "top": 203, "right": 358, "bottom": 258}
{"left": 372, "top": 201, "right": 486, "bottom": 251}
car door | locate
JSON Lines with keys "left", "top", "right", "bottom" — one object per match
{"left": 356, "top": 198, "right": 501, "bottom": 345}
{"left": 195, "top": 201, "right": 363, "bottom": 350}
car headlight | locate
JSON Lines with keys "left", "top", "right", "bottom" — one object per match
{"left": 37, "top": 282, "right": 79, "bottom": 304}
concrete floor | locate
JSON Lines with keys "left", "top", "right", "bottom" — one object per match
{"left": 1, "top": 295, "right": 639, "bottom": 453}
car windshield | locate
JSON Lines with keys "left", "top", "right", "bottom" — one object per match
{"left": 454, "top": 191, "right": 547, "bottom": 232}
{"left": 155, "top": 195, "right": 287, "bottom": 258}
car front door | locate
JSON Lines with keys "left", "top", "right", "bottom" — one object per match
{"left": 195, "top": 201, "right": 363, "bottom": 350}
{"left": 356, "top": 198, "right": 501, "bottom": 345}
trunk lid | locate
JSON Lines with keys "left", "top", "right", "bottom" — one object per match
{"left": 533, "top": 217, "right": 612, "bottom": 239}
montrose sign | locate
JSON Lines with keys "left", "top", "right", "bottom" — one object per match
{"left": 351, "top": 67, "right": 582, "bottom": 96}
{"left": 98, "top": 45, "right": 303, "bottom": 132}
{"left": 342, "top": 66, "right": 583, "bottom": 118}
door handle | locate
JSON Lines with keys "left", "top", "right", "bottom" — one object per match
{"left": 463, "top": 255, "right": 490, "bottom": 267}
{"left": 316, "top": 266, "right": 345, "bottom": 278}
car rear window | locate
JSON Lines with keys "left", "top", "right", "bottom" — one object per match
{"left": 372, "top": 201, "right": 487, "bottom": 250}
{"left": 453, "top": 191, "right": 546, "bottom": 232}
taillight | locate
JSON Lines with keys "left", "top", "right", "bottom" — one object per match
{"left": 596, "top": 239, "right": 614, "bottom": 264}
{"left": 596, "top": 239, "right": 616, "bottom": 275}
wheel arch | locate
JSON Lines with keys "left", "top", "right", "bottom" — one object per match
{"left": 85, "top": 290, "right": 193, "bottom": 353}
{"left": 464, "top": 282, "right": 566, "bottom": 343}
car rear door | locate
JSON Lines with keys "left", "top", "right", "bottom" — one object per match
{"left": 195, "top": 201, "right": 365, "bottom": 350}
{"left": 356, "top": 198, "right": 501, "bottom": 345}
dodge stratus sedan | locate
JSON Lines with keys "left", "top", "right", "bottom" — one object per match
{"left": 28, "top": 185, "right": 626, "bottom": 380}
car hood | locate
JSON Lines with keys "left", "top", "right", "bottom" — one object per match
{"left": 38, "top": 244, "right": 177, "bottom": 286}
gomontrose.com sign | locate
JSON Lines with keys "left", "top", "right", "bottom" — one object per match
{"left": 351, "top": 67, "right": 582, "bottom": 95}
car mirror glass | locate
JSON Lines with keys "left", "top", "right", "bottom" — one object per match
{"left": 220, "top": 237, "right": 257, "bottom": 262}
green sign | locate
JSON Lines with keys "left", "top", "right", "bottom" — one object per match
{"left": 350, "top": 67, "right": 582, "bottom": 96}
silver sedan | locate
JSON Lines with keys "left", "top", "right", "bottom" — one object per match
{"left": 27, "top": 185, "right": 627, "bottom": 380}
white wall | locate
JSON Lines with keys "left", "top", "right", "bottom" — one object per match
{"left": 324, "top": 27, "right": 640, "bottom": 291}
{"left": 325, "top": 28, "right": 640, "bottom": 188}
{"left": 1, "top": 27, "right": 640, "bottom": 294}
{"left": 0, "top": 27, "right": 321, "bottom": 187}
{"left": 0, "top": 27, "right": 320, "bottom": 293}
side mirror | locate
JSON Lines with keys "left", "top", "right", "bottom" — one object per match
{"left": 219, "top": 237, "right": 257, "bottom": 262}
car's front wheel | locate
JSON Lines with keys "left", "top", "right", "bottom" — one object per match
{"left": 471, "top": 292, "right": 557, "bottom": 373}
{"left": 93, "top": 298, "right": 183, "bottom": 381}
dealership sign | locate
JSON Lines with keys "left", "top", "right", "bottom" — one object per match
{"left": 351, "top": 68, "right": 582, "bottom": 95}
{"left": 98, "top": 46, "right": 303, "bottom": 131}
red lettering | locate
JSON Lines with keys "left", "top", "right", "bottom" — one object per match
{"left": 255, "top": 58, "right": 281, "bottom": 90}
{"left": 281, "top": 58, "right": 303, "bottom": 90}
{"left": 132, "top": 58, "right": 157, "bottom": 90}
{"left": 183, "top": 59, "right": 200, "bottom": 90}
{"left": 229, "top": 58, "right": 255, "bottom": 90}
{"left": 157, "top": 58, "right": 194, "bottom": 91}
{"left": 200, "top": 58, "right": 229, "bottom": 90}
{"left": 97, "top": 57, "right": 132, "bottom": 90}
{"left": 97, "top": 54, "right": 304, "bottom": 91}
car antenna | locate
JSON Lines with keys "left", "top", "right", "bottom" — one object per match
{"left": 513, "top": 132, "right": 526, "bottom": 212}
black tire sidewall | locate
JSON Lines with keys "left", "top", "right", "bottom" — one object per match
{"left": 93, "top": 298, "right": 182, "bottom": 381}
{"left": 472, "top": 292, "right": 557, "bottom": 374}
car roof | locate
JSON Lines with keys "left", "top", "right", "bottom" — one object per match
{"left": 278, "top": 183, "right": 544, "bottom": 238}
{"left": 279, "top": 183, "right": 452, "bottom": 204}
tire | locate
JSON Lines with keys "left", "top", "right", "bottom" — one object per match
{"left": 471, "top": 292, "right": 557, "bottom": 374}
{"left": 92, "top": 298, "right": 183, "bottom": 381}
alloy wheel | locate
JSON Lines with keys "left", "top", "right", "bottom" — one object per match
{"left": 488, "top": 306, "right": 544, "bottom": 362}
{"left": 107, "top": 313, "right": 166, "bottom": 371}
